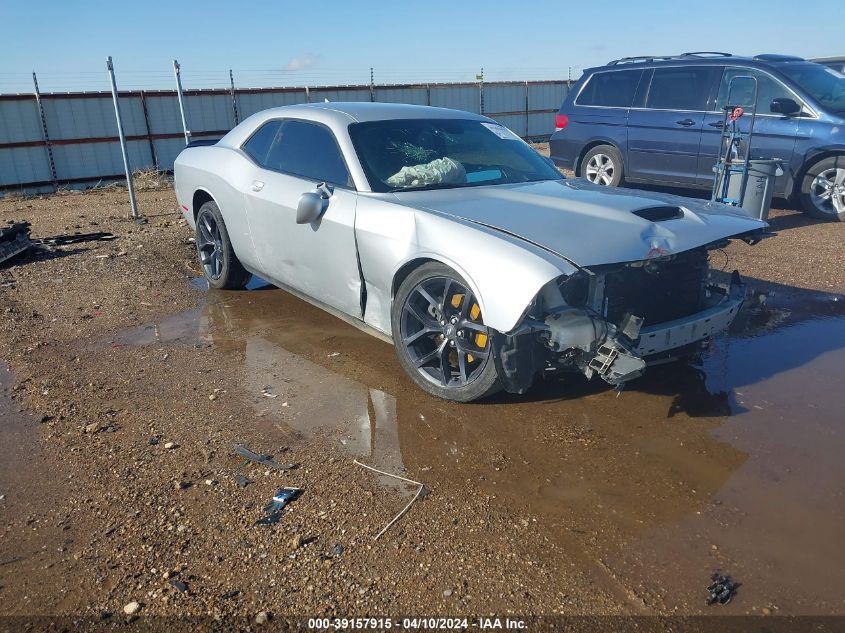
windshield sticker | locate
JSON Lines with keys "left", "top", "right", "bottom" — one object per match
{"left": 480, "top": 122, "right": 520, "bottom": 140}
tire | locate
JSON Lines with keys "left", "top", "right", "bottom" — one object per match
{"left": 581, "top": 144, "right": 624, "bottom": 187}
{"left": 391, "top": 262, "right": 502, "bottom": 402}
{"left": 798, "top": 155, "right": 845, "bottom": 221}
{"left": 195, "top": 200, "right": 251, "bottom": 290}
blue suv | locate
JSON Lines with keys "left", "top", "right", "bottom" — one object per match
{"left": 549, "top": 52, "right": 845, "bottom": 221}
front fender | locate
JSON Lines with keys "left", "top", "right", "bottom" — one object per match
{"left": 355, "top": 195, "right": 577, "bottom": 337}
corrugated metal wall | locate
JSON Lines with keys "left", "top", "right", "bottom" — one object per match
{"left": 0, "top": 80, "right": 568, "bottom": 193}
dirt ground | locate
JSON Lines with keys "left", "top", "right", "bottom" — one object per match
{"left": 0, "top": 178, "right": 844, "bottom": 630}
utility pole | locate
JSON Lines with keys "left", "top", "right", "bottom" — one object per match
{"left": 106, "top": 56, "right": 139, "bottom": 219}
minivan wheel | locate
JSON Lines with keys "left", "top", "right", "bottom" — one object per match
{"left": 799, "top": 156, "right": 845, "bottom": 222}
{"left": 581, "top": 145, "right": 624, "bottom": 187}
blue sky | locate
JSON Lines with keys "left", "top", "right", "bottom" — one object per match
{"left": 1, "top": 0, "right": 842, "bottom": 93}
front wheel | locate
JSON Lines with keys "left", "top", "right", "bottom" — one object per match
{"left": 799, "top": 156, "right": 845, "bottom": 221}
{"left": 391, "top": 262, "right": 502, "bottom": 402}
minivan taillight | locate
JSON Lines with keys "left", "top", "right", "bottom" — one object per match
{"left": 555, "top": 114, "right": 569, "bottom": 131}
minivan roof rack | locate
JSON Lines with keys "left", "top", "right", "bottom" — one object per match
{"left": 607, "top": 55, "right": 675, "bottom": 66}
{"left": 681, "top": 51, "right": 733, "bottom": 58}
{"left": 753, "top": 54, "right": 805, "bottom": 62}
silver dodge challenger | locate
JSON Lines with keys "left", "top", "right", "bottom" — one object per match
{"left": 174, "top": 102, "right": 767, "bottom": 402}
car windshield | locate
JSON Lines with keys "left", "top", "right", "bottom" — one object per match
{"left": 778, "top": 62, "right": 845, "bottom": 113}
{"left": 348, "top": 118, "right": 562, "bottom": 193}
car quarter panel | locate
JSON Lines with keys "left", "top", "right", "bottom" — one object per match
{"left": 354, "top": 195, "right": 577, "bottom": 336}
{"left": 174, "top": 146, "right": 260, "bottom": 271}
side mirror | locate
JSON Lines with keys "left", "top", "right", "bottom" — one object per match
{"left": 296, "top": 184, "right": 333, "bottom": 224}
{"left": 770, "top": 97, "right": 801, "bottom": 116}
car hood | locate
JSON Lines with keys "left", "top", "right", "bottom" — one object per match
{"left": 392, "top": 179, "right": 767, "bottom": 267}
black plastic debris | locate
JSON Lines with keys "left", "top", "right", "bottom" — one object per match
{"left": 235, "top": 444, "right": 298, "bottom": 471}
{"left": 707, "top": 572, "right": 740, "bottom": 605}
{"left": 255, "top": 487, "right": 302, "bottom": 526}
{"left": 0, "top": 222, "right": 33, "bottom": 266}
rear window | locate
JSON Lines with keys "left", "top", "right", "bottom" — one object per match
{"left": 576, "top": 70, "right": 642, "bottom": 107}
{"left": 645, "top": 66, "right": 719, "bottom": 110}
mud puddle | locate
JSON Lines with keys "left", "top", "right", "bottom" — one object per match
{"left": 110, "top": 278, "right": 845, "bottom": 615}
{"left": 0, "top": 364, "right": 79, "bottom": 613}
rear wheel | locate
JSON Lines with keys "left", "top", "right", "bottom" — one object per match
{"left": 392, "top": 263, "right": 502, "bottom": 402}
{"left": 195, "top": 201, "right": 251, "bottom": 289}
{"left": 799, "top": 156, "right": 845, "bottom": 221}
{"left": 581, "top": 144, "right": 624, "bottom": 187}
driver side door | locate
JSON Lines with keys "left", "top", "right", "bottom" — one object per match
{"left": 240, "top": 118, "right": 362, "bottom": 318}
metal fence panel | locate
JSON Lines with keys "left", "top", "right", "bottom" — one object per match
{"left": 184, "top": 93, "right": 235, "bottom": 133}
{"left": 0, "top": 146, "right": 52, "bottom": 186}
{"left": 484, "top": 83, "right": 526, "bottom": 114}
{"left": 0, "top": 99, "right": 43, "bottom": 144}
{"left": 42, "top": 96, "right": 146, "bottom": 139}
{"left": 236, "top": 90, "right": 307, "bottom": 119}
{"left": 1, "top": 79, "right": 569, "bottom": 193}
{"left": 144, "top": 93, "right": 183, "bottom": 135}
{"left": 51, "top": 140, "right": 151, "bottom": 180}
{"left": 430, "top": 84, "right": 479, "bottom": 113}
{"left": 374, "top": 87, "right": 428, "bottom": 105}
{"left": 309, "top": 88, "right": 371, "bottom": 103}
{"left": 528, "top": 83, "right": 568, "bottom": 111}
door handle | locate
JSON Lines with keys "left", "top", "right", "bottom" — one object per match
{"left": 251, "top": 180, "right": 265, "bottom": 192}
{"left": 675, "top": 119, "right": 696, "bottom": 127}
{"left": 708, "top": 121, "right": 725, "bottom": 128}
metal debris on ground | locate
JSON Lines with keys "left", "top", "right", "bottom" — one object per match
{"left": 353, "top": 459, "right": 427, "bottom": 540}
{"left": 39, "top": 231, "right": 116, "bottom": 245}
{"left": 707, "top": 572, "right": 740, "bottom": 605}
{"left": 234, "top": 444, "right": 298, "bottom": 471}
{"left": 255, "top": 487, "right": 303, "bottom": 526}
{"left": 0, "top": 222, "right": 33, "bottom": 265}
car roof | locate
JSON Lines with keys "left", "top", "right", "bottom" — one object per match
{"left": 255, "top": 101, "right": 487, "bottom": 123}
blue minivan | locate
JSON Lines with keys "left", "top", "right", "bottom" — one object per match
{"left": 549, "top": 52, "right": 845, "bottom": 221}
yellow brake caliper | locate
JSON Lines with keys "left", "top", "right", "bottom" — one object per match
{"left": 450, "top": 294, "right": 486, "bottom": 362}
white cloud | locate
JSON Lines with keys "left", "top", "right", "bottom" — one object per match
{"left": 285, "top": 54, "right": 318, "bottom": 71}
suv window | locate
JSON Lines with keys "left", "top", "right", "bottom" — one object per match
{"left": 577, "top": 70, "right": 642, "bottom": 107}
{"left": 645, "top": 66, "right": 718, "bottom": 110}
{"left": 244, "top": 119, "right": 351, "bottom": 187}
{"left": 715, "top": 67, "right": 796, "bottom": 112}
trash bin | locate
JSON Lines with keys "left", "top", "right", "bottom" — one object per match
{"left": 714, "top": 159, "right": 783, "bottom": 221}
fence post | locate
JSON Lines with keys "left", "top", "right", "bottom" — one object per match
{"left": 173, "top": 59, "right": 190, "bottom": 144}
{"left": 426, "top": 84, "right": 431, "bottom": 106}
{"left": 478, "top": 67, "right": 485, "bottom": 114}
{"left": 229, "top": 69, "right": 240, "bottom": 125}
{"left": 524, "top": 80, "right": 530, "bottom": 138}
{"left": 106, "top": 56, "right": 139, "bottom": 220}
{"left": 305, "top": 86, "right": 310, "bottom": 103}
{"left": 32, "top": 72, "right": 58, "bottom": 190}
{"left": 139, "top": 90, "right": 158, "bottom": 170}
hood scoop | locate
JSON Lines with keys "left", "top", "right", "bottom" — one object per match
{"left": 632, "top": 206, "right": 684, "bottom": 222}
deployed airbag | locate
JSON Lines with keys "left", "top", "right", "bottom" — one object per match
{"left": 387, "top": 157, "right": 466, "bottom": 188}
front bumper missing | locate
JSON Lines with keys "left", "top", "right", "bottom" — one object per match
{"left": 541, "top": 274, "right": 746, "bottom": 387}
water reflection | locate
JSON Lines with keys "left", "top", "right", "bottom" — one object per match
{"left": 110, "top": 276, "right": 845, "bottom": 613}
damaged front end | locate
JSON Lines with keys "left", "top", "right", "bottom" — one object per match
{"left": 493, "top": 244, "right": 746, "bottom": 393}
